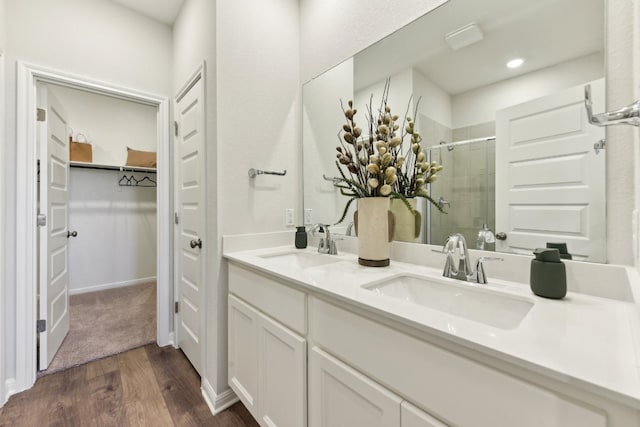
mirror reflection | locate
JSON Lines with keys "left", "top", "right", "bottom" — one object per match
{"left": 303, "top": 0, "right": 606, "bottom": 262}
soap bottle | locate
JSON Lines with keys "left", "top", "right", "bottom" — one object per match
{"left": 295, "top": 226, "right": 307, "bottom": 249}
{"left": 530, "top": 248, "right": 567, "bottom": 299}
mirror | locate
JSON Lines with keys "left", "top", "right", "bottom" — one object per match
{"left": 302, "top": 0, "right": 605, "bottom": 262}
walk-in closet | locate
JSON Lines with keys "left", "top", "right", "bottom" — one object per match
{"left": 37, "top": 83, "right": 159, "bottom": 374}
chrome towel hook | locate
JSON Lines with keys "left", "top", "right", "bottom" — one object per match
{"left": 322, "top": 174, "right": 341, "bottom": 184}
{"left": 585, "top": 84, "right": 640, "bottom": 127}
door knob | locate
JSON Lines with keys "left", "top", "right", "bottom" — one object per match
{"left": 67, "top": 230, "right": 78, "bottom": 238}
{"left": 190, "top": 238, "right": 202, "bottom": 249}
{"left": 496, "top": 232, "right": 507, "bottom": 241}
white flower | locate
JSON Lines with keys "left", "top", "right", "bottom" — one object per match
{"left": 380, "top": 184, "right": 392, "bottom": 196}
{"left": 366, "top": 164, "right": 380, "bottom": 174}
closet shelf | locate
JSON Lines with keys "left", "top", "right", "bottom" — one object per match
{"left": 69, "top": 161, "right": 157, "bottom": 174}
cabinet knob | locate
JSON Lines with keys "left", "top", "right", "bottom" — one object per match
{"left": 190, "top": 238, "right": 202, "bottom": 249}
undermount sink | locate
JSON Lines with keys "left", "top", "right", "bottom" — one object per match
{"left": 258, "top": 251, "right": 341, "bottom": 269}
{"left": 363, "top": 274, "right": 534, "bottom": 330}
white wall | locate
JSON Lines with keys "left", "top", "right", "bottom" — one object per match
{"left": 4, "top": 0, "right": 171, "bottom": 389}
{"left": 452, "top": 53, "right": 604, "bottom": 129}
{"left": 217, "top": 0, "right": 300, "bottom": 237}
{"left": 300, "top": 0, "right": 448, "bottom": 83}
{"left": 6, "top": 0, "right": 172, "bottom": 95}
{"left": 0, "top": 0, "right": 5, "bottom": 47}
{"left": 635, "top": 0, "right": 640, "bottom": 268}
{"left": 0, "top": 0, "right": 6, "bottom": 406}
{"left": 51, "top": 85, "right": 158, "bottom": 166}
{"left": 68, "top": 169, "right": 157, "bottom": 294}
{"left": 412, "top": 69, "right": 452, "bottom": 129}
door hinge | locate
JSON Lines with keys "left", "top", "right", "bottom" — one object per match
{"left": 174, "top": 212, "right": 179, "bottom": 225}
{"left": 174, "top": 121, "right": 179, "bottom": 137}
{"left": 174, "top": 302, "right": 179, "bottom": 314}
{"left": 37, "top": 214, "right": 47, "bottom": 227}
{"left": 36, "top": 108, "right": 46, "bottom": 122}
{"left": 37, "top": 319, "right": 46, "bottom": 333}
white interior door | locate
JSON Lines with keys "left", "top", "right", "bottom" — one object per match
{"left": 175, "top": 73, "right": 206, "bottom": 375}
{"left": 38, "top": 85, "right": 71, "bottom": 370}
{"left": 495, "top": 79, "right": 606, "bottom": 261}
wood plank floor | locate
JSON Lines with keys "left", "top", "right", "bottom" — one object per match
{"left": 0, "top": 345, "right": 259, "bottom": 427}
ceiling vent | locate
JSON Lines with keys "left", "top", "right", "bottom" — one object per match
{"left": 445, "top": 23, "right": 484, "bottom": 51}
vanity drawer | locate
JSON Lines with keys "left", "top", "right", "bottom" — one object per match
{"left": 309, "top": 297, "right": 606, "bottom": 427}
{"left": 229, "top": 263, "right": 306, "bottom": 335}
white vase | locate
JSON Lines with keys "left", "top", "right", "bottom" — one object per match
{"left": 354, "top": 197, "right": 395, "bottom": 267}
{"left": 390, "top": 198, "right": 421, "bottom": 242}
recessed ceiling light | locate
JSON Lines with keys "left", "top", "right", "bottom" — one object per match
{"left": 506, "top": 58, "right": 524, "bottom": 69}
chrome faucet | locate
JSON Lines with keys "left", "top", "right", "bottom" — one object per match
{"left": 442, "top": 233, "right": 502, "bottom": 284}
{"left": 442, "top": 233, "right": 473, "bottom": 280}
{"left": 311, "top": 223, "right": 338, "bottom": 255}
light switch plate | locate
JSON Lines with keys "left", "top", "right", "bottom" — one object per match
{"left": 304, "top": 209, "right": 313, "bottom": 225}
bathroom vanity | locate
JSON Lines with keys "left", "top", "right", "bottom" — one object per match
{"left": 224, "top": 233, "right": 640, "bottom": 427}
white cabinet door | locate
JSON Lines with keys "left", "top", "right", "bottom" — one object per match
{"left": 309, "top": 346, "right": 402, "bottom": 427}
{"left": 259, "top": 313, "right": 306, "bottom": 427}
{"left": 229, "top": 293, "right": 307, "bottom": 426}
{"left": 228, "top": 295, "right": 260, "bottom": 418}
{"left": 401, "top": 401, "right": 449, "bottom": 427}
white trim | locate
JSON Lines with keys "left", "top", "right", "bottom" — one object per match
{"left": 4, "top": 379, "right": 16, "bottom": 402}
{"left": 201, "top": 379, "right": 239, "bottom": 416}
{"left": 0, "top": 51, "right": 6, "bottom": 408}
{"left": 15, "top": 61, "right": 38, "bottom": 392}
{"left": 15, "top": 61, "right": 172, "bottom": 394}
{"left": 68, "top": 276, "right": 158, "bottom": 296}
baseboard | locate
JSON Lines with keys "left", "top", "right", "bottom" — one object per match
{"left": 69, "top": 276, "right": 157, "bottom": 295}
{"left": 3, "top": 378, "right": 16, "bottom": 406}
{"left": 201, "top": 378, "right": 239, "bottom": 416}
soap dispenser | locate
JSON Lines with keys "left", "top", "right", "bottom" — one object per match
{"left": 530, "top": 248, "right": 567, "bottom": 299}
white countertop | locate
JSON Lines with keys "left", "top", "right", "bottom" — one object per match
{"left": 224, "top": 242, "right": 640, "bottom": 409}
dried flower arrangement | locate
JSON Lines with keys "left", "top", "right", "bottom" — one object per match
{"left": 334, "top": 81, "right": 445, "bottom": 224}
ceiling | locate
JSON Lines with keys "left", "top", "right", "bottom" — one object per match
{"left": 354, "top": 0, "right": 604, "bottom": 95}
{"left": 109, "top": 0, "right": 185, "bottom": 25}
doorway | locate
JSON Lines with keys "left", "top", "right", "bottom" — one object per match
{"left": 15, "top": 62, "right": 172, "bottom": 391}
{"left": 36, "top": 82, "right": 161, "bottom": 373}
